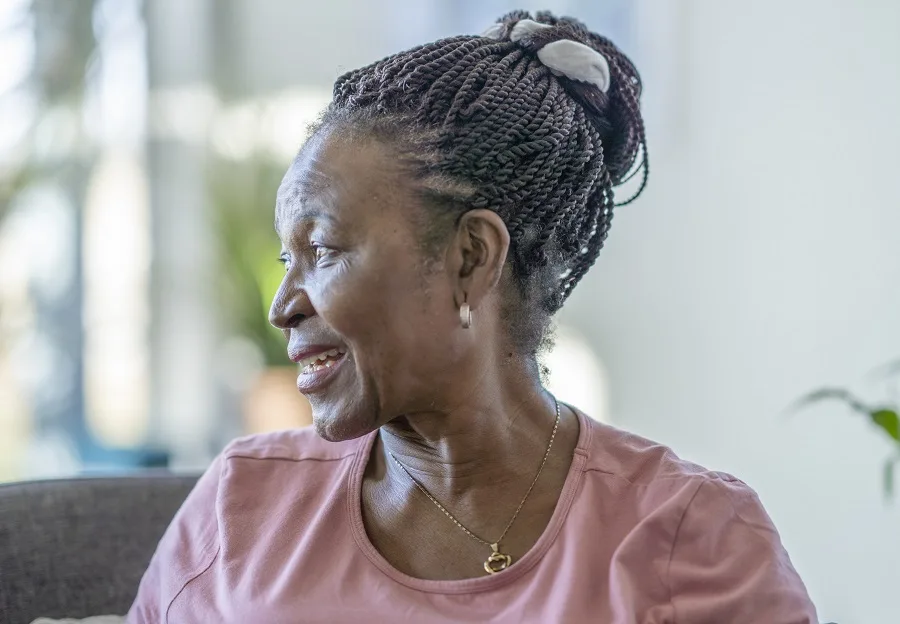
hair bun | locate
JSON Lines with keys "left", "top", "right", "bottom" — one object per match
{"left": 482, "top": 11, "right": 647, "bottom": 197}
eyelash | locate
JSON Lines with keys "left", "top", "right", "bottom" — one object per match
{"left": 277, "top": 245, "right": 332, "bottom": 271}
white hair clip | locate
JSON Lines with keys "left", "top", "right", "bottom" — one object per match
{"left": 481, "top": 18, "right": 610, "bottom": 94}
{"left": 537, "top": 40, "right": 610, "bottom": 93}
{"left": 509, "top": 19, "right": 552, "bottom": 42}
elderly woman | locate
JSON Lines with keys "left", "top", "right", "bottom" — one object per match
{"left": 129, "top": 10, "right": 817, "bottom": 623}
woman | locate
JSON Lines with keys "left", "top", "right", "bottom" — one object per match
{"left": 129, "top": 11, "right": 817, "bottom": 623}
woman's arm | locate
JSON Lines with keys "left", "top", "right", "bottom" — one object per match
{"left": 667, "top": 477, "right": 818, "bottom": 624}
{"left": 127, "top": 455, "right": 224, "bottom": 624}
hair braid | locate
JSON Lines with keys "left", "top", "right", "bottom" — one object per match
{"left": 312, "top": 10, "right": 648, "bottom": 354}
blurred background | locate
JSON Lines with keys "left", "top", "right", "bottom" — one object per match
{"left": 0, "top": 0, "right": 897, "bottom": 621}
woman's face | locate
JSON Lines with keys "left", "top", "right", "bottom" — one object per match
{"left": 270, "top": 131, "right": 470, "bottom": 441}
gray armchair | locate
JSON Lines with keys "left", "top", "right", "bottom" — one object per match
{"left": 0, "top": 474, "right": 198, "bottom": 624}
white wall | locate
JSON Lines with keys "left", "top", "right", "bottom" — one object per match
{"left": 561, "top": 2, "right": 900, "bottom": 621}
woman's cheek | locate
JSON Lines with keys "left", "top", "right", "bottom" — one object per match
{"left": 308, "top": 264, "right": 368, "bottom": 331}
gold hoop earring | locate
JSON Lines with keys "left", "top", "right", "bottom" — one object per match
{"left": 460, "top": 302, "right": 472, "bottom": 329}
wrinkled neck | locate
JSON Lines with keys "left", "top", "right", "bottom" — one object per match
{"left": 378, "top": 356, "right": 556, "bottom": 494}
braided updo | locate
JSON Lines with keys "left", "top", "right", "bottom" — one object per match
{"left": 312, "top": 10, "right": 648, "bottom": 355}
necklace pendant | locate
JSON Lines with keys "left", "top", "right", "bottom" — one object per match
{"left": 483, "top": 542, "right": 513, "bottom": 575}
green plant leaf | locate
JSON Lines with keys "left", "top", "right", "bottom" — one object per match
{"left": 788, "top": 388, "right": 871, "bottom": 416}
{"left": 870, "top": 409, "right": 900, "bottom": 442}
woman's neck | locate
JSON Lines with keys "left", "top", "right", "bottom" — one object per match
{"left": 360, "top": 354, "right": 582, "bottom": 581}
{"left": 378, "top": 357, "right": 559, "bottom": 495}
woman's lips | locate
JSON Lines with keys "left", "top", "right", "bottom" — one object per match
{"left": 291, "top": 347, "right": 347, "bottom": 393}
{"left": 293, "top": 347, "right": 346, "bottom": 371}
{"left": 288, "top": 344, "right": 342, "bottom": 363}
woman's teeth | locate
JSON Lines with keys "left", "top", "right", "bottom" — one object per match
{"left": 298, "top": 348, "right": 346, "bottom": 374}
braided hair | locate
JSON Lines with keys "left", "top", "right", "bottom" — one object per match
{"left": 313, "top": 10, "right": 648, "bottom": 355}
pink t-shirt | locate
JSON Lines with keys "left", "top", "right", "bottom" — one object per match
{"left": 128, "top": 412, "right": 818, "bottom": 623}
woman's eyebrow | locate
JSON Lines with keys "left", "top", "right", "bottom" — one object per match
{"left": 274, "top": 209, "right": 339, "bottom": 235}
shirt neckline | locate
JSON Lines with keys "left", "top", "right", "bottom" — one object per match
{"left": 346, "top": 406, "right": 592, "bottom": 594}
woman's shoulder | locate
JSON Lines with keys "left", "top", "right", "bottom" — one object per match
{"left": 575, "top": 414, "right": 819, "bottom": 618}
{"left": 577, "top": 413, "right": 744, "bottom": 491}
{"left": 222, "top": 425, "right": 365, "bottom": 465}
{"left": 573, "top": 417, "right": 819, "bottom": 620}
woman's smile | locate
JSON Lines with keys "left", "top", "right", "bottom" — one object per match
{"left": 289, "top": 344, "right": 349, "bottom": 393}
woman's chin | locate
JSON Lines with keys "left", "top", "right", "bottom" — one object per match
{"left": 310, "top": 402, "right": 379, "bottom": 443}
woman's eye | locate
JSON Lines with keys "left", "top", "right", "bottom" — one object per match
{"left": 313, "top": 245, "right": 333, "bottom": 264}
{"left": 277, "top": 254, "right": 291, "bottom": 272}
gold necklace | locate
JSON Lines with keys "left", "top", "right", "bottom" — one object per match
{"left": 388, "top": 398, "right": 561, "bottom": 575}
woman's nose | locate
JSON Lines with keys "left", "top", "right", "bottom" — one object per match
{"left": 269, "top": 283, "right": 314, "bottom": 330}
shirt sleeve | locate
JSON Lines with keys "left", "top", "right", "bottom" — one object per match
{"left": 667, "top": 477, "right": 818, "bottom": 624}
{"left": 126, "top": 454, "right": 224, "bottom": 624}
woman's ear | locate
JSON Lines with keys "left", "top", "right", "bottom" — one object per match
{"left": 451, "top": 209, "right": 511, "bottom": 308}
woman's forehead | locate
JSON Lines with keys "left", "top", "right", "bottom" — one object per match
{"left": 276, "top": 133, "right": 417, "bottom": 231}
